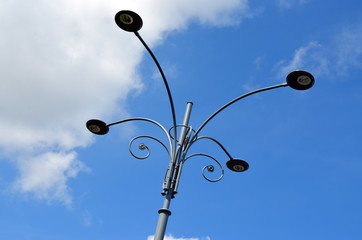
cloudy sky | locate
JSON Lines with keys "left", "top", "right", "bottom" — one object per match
{"left": 1, "top": 0, "right": 362, "bottom": 239}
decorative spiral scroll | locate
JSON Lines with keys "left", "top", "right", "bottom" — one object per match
{"left": 129, "top": 135, "right": 170, "bottom": 160}
{"left": 184, "top": 153, "right": 224, "bottom": 182}
{"left": 108, "top": 117, "right": 173, "bottom": 155}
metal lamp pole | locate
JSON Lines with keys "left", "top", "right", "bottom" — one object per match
{"left": 86, "top": 10, "right": 315, "bottom": 240}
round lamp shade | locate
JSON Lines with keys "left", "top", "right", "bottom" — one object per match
{"left": 286, "top": 70, "right": 315, "bottom": 90}
{"left": 226, "top": 159, "right": 249, "bottom": 172}
{"left": 86, "top": 119, "right": 109, "bottom": 135}
{"left": 115, "top": 10, "right": 143, "bottom": 32}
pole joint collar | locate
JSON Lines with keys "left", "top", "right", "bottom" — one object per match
{"left": 158, "top": 208, "right": 172, "bottom": 216}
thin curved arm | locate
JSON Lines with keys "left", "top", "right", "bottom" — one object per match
{"left": 193, "top": 83, "right": 288, "bottom": 138}
{"left": 108, "top": 117, "right": 172, "bottom": 156}
{"left": 184, "top": 136, "right": 233, "bottom": 161}
{"left": 134, "top": 31, "right": 177, "bottom": 156}
{"left": 129, "top": 135, "right": 170, "bottom": 159}
{"left": 184, "top": 153, "right": 224, "bottom": 182}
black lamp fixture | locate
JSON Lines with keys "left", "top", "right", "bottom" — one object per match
{"left": 286, "top": 70, "right": 315, "bottom": 90}
{"left": 86, "top": 119, "right": 109, "bottom": 135}
{"left": 226, "top": 158, "right": 249, "bottom": 172}
{"left": 115, "top": 10, "right": 143, "bottom": 32}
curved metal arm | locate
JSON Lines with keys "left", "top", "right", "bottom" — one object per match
{"left": 134, "top": 31, "right": 177, "bottom": 157}
{"left": 108, "top": 117, "right": 173, "bottom": 157}
{"left": 184, "top": 153, "right": 224, "bottom": 182}
{"left": 193, "top": 83, "right": 288, "bottom": 139}
{"left": 168, "top": 125, "right": 195, "bottom": 141}
{"left": 184, "top": 136, "right": 233, "bottom": 160}
{"left": 129, "top": 135, "right": 170, "bottom": 159}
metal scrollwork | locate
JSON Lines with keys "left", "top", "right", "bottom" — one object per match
{"left": 168, "top": 125, "right": 196, "bottom": 141}
{"left": 109, "top": 117, "right": 173, "bottom": 154}
{"left": 129, "top": 135, "right": 170, "bottom": 160}
{"left": 184, "top": 153, "right": 224, "bottom": 182}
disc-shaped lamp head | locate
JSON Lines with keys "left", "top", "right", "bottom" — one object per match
{"left": 286, "top": 70, "right": 315, "bottom": 90}
{"left": 115, "top": 10, "right": 143, "bottom": 32}
{"left": 86, "top": 119, "right": 109, "bottom": 135}
{"left": 226, "top": 158, "right": 249, "bottom": 172}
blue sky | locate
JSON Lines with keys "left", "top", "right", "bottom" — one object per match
{"left": 1, "top": 0, "right": 362, "bottom": 239}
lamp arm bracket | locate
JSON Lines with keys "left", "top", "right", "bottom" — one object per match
{"left": 183, "top": 153, "right": 224, "bottom": 182}
{"left": 108, "top": 117, "right": 173, "bottom": 155}
{"left": 192, "top": 83, "right": 288, "bottom": 139}
{"left": 134, "top": 31, "right": 178, "bottom": 156}
{"left": 129, "top": 135, "right": 170, "bottom": 160}
{"left": 184, "top": 136, "right": 233, "bottom": 160}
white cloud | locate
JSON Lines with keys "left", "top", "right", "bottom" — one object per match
{"left": 13, "top": 151, "right": 89, "bottom": 206}
{"left": 147, "top": 235, "right": 210, "bottom": 240}
{"left": 0, "top": 0, "right": 251, "bottom": 205}
{"left": 275, "top": 41, "right": 323, "bottom": 77}
{"left": 333, "top": 24, "right": 362, "bottom": 74}
{"left": 275, "top": 23, "right": 362, "bottom": 79}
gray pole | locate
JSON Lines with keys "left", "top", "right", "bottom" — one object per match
{"left": 153, "top": 192, "right": 172, "bottom": 240}
{"left": 153, "top": 102, "right": 193, "bottom": 240}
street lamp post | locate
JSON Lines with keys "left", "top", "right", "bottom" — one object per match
{"left": 87, "top": 10, "right": 315, "bottom": 240}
